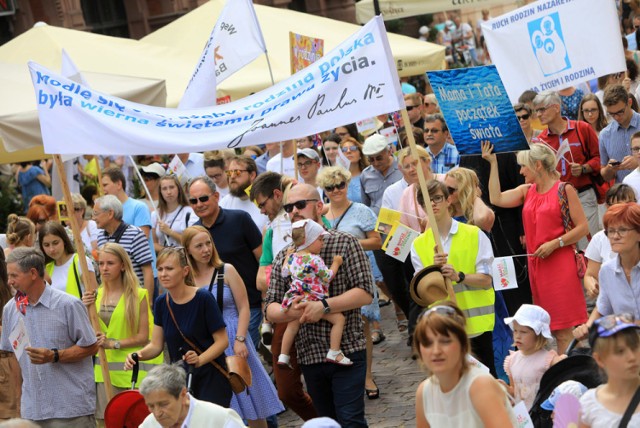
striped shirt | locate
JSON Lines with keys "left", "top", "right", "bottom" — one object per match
{"left": 599, "top": 111, "right": 640, "bottom": 182}
{"left": 0, "top": 286, "right": 97, "bottom": 420}
{"left": 266, "top": 230, "right": 374, "bottom": 365}
{"left": 98, "top": 223, "right": 153, "bottom": 284}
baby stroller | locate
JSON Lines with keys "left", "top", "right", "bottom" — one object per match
{"left": 529, "top": 339, "right": 604, "bottom": 427}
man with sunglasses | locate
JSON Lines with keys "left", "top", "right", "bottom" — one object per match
{"left": 265, "top": 183, "right": 374, "bottom": 426}
{"left": 533, "top": 90, "right": 602, "bottom": 248}
{"left": 188, "top": 176, "right": 264, "bottom": 351}
{"left": 424, "top": 113, "right": 459, "bottom": 174}
{"left": 600, "top": 84, "right": 640, "bottom": 183}
{"left": 219, "top": 155, "right": 268, "bottom": 232}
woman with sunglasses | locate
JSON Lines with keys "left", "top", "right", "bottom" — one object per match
{"left": 513, "top": 103, "right": 541, "bottom": 144}
{"left": 125, "top": 247, "right": 232, "bottom": 407}
{"left": 340, "top": 137, "right": 369, "bottom": 203}
{"left": 317, "top": 166, "right": 384, "bottom": 399}
{"left": 444, "top": 168, "right": 495, "bottom": 233}
{"left": 483, "top": 142, "right": 589, "bottom": 354}
{"left": 152, "top": 174, "right": 197, "bottom": 253}
{"left": 577, "top": 94, "right": 609, "bottom": 137}
{"left": 414, "top": 303, "right": 514, "bottom": 428}
{"left": 574, "top": 203, "right": 640, "bottom": 342}
{"left": 81, "top": 243, "right": 162, "bottom": 423}
{"left": 580, "top": 315, "right": 640, "bottom": 427}
{"left": 182, "top": 226, "right": 284, "bottom": 427}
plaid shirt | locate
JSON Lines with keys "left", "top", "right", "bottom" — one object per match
{"left": 428, "top": 143, "right": 460, "bottom": 174}
{"left": 266, "top": 230, "right": 374, "bottom": 365}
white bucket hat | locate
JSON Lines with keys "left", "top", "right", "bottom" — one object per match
{"left": 291, "top": 219, "right": 328, "bottom": 251}
{"left": 504, "top": 304, "right": 553, "bottom": 339}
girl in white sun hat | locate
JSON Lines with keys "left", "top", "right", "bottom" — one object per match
{"left": 501, "top": 304, "right": 566, "bottom": 410}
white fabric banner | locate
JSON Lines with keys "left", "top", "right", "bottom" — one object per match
{"left": 482, "top": 0, "right": 625, "bottom": 103}
{"left": 30, "top": 17, "right": 403, "bottom": 156}
{"left": 178, "top": 0, "right": 267, "bottom": 109}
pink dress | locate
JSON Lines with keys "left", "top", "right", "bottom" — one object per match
{"left": 280, "top": 252, "right": 333, "bottom": 310}
{"left": 522, "top": 181, "right": 587, "bottom": 330}
{"left": 504, "top": 349, "right": 557, "bottom": 410}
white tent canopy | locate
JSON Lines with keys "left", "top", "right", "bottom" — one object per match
{"left": 355, "top": 0, "right": 509, "bottom": 23}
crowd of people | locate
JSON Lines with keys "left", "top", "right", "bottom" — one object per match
{"left": 4, "top": 4, "right": 640, "bottom": 428}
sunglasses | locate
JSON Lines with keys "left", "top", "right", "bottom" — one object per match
{"left": 423, "top": 128, "right": 442, "bottom": 134}
{"left": 516, "top": 114, "right": 530, "bottom": 121}
{"left": 418, "top": 305, "right": 458, "bottom": 321}
{"left": 341, "top": 146, "right": 359, "bottom": 153}
{"left": 226, "top": 169, "right": 248, "bottom": 178}
{"left": 325, "top": 182, "right": 346, "bottom": 193}
{"left": 406, "top": 105, "right": 418, "bottom": 111}
{"left": 256, "top": 193, "right": 273, "bottom": 210}
{"left": 283, "top": 199, "right": 318, "bottom": 213}
{"left": 589, "top": 313, "right": 638, "bottom": 347}
{"left": 188, "top": 194, "right": 213, "bottom": 205}
{"left": 73, "top": 207, "right": 83, "bottom": 212}
{"left": 367, "top": 154, "right": 387, "bottom": 163}
{"left": 446, "top": 186, "right": 457, "bottom": 194}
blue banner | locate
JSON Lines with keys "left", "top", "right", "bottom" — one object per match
{"left": 427, "top": 65, "right": 528, "bottom": 155}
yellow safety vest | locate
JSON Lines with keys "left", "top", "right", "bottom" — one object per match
{"left": 413, "top": 222, "right": 495, "bottom": 336}
{"left": 93, "top": 288, "right": 163, "bottom": 388}
{"left": 45, "top": 254, "right": 82, "bottom": 298}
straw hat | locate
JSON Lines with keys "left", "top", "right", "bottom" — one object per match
{"left": 410, "top": 265, "right": 449, "bottom": 308}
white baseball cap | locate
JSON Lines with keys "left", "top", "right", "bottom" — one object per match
{"left": 504, "top": 304, "right": 553, "bottom": 339}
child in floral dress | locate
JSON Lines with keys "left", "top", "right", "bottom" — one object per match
{"left": 278, "top": 219, "right": 350, "bottom": 367}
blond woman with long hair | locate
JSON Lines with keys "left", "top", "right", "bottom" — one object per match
{"left": 81, "top": 242, "right": 161, "bottom": 421}
{"left": 444, "top": 168, "right": 495, "bottom": 232}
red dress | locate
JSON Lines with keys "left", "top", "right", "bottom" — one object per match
{"left": 523, "top": 181, "right": 587, "bottom": 330}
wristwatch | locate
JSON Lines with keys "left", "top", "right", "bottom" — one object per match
{"left": 558, "top": 237, "right": 565, "bottom": 248}
{"left": 112, "top": 340, "right": 121, "bottom": 350}
{"left": 321, "top": 298, "right": 331, "bottom": 314}
{"left": 235, "top": 336, "right": 246, "bottom": 343}
{"left": 51, "top": 348, "right": 59, "bottom": 363}
{"left": 457, "top": 271, "right": 466, "bottom": 284}
{"left": 581, "top": 165, "right": 588, "bottom": 175}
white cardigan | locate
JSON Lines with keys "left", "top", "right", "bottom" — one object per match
{"left": 139, "top": 396, "right": 246, "bottom": 428}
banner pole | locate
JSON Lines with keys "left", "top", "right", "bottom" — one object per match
{"left": 264, "top": 51, "right": 276, "bottom": 86}
{"left": 129, "top": 156, "right": 156, "bottom": 213}
{"left": 53, "top": 154, "right": 114, "bottom": 400}
{"left": 93, "top": 156, "right": 105, "bottom": 196}
{"left": 399, "top": 109, "right": 456, "bottom": 304}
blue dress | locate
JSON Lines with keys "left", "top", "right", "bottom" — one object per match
{"left": 211, "top": 276, "right": 284, "bottom": 420}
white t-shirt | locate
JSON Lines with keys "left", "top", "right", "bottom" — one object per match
{"left": 51, "top": 254, "right": 95, "bottom": 294}
{"left": 219, "top": 194, "right": 269, "bottom": 232}
{"left": 460, "top": 22, "right": 476, "bottom": 49}
{"left": 382, "top": 178, "right": 409, "bottom": 209}
{"left": 623, "top": 169, "right": 640, "bottom": 199}
{"left": 584, "top": 230, "right": 615, "bottom": 263}
{"left": 151, "top": 205, "right": 198, "bottom": 247}
{"left": 217, "top": 185, "right": 230, "bottom": 199}
{"left": 580, "top": 387, "right": 640, "bottom": 426}
{"left": 266, "top": 153, "right": 296, "bottom": 178}
{"left": 80, "top": 220, "right": 99, "bottom": 252}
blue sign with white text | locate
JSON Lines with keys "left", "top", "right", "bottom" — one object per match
{"left": 427, "top": 65, "right": 529, "bottom": 155}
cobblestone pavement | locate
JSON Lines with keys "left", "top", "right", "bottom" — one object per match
{"left": 275, "top": 303, "right": 424, "bottom": 427}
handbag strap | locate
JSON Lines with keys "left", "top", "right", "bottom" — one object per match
{"left": 71, "top": 254, "right": 84, "bottom": 297}
{"left": 215, "top": 264, "right": 225, "bottom": 313}
{"left": 332, "top": 202, "right": 353, "bottom": 231}
{"left": 620, "top": 386, "right": 640, "bottom": 428}
{"left": 164, "top": 293, "right": 231, "bottom": 380}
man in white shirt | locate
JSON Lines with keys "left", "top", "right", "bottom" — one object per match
{"left": 266, "top": 140, "right": 297, "bottom": 178}
{"left": 219, "top": 155, "right": 269, "bottom": 232}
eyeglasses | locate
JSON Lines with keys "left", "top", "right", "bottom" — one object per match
{"left": 91, "top": 210, "right": 104, "bottom": 218}
{"left": 208, "top": 173, "right": 223, "bottom": 180}
{"left": 256, "top": 193, "right": 273, "bottom": 210}
{"left": 283, "top": 199, "right": 318, "bottom": 213}
{"left": 632, "top": 147, "right": 640, "bottom": 154}
{"left": 604, "top": 227, "right": 636, "bottom": 237}
{"left": 325, "top": 182, "right": 346, "bottom": 193}
{"left": 423, "top": 128, "right": 442, "bottom": 134}
{"left": 188, "top": 194, "right": 213, "bottom": 205}
{"left": 225, "top": 169, "right": 248, "bottom": 178}
{"left": 324, "top": 146, "right": 339, "bottom": 151}
{"left": 406, "top": 105, "right": 418, "bottom": 111}
{"left": 447, "top": 186, "right": 458, "bottom": 194}
{"left": 534, "top": 105, "right": 554, "bottom": 115}
{"left": 516, "top": 114, "right": 530, "bottom": 121}
{"left": 297, "top": 160, "right": 315, "bottom": 169}
{"left": 424, "top": 102, "right": 432, "bottom": 107}
{"left": 582, "top": 108, "right": 598, "bottom": 115}
{"left": 367, "top": 154, "right": 387, "bottom": 163}
{"left": 430, "top": 194, "right": 446, "bottom": 204}
{"left": 341, "top": 146, "right": 359, "bottom": 153}
{"left": 608, "top": 105, "right": 627, "bottom": 118}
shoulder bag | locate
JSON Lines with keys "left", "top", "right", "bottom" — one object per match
{"left": 558, "top": 182, "right": 587, "bottom": 279}
{"left": 620, "top": 385, "right": 640, "bottom": 427}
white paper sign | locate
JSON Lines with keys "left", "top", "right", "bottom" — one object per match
{"left": 482, "top": 0, "right": 625, "bottom": 102}
{"left": 379, "top": 126, "right": 398, "bottom": 148}
{"left": 492, "top": 256, "right": 518, "bottom": 291}
{"left": 384, "top": 223, "right": 420, "bottom": 261}
{"left": 30, "top": 17, "right": 404, "bottom": 156}
{"left": 356, "top": 117, "right": 377, "bottom": 134}
{"left": 167, "top": 155, "right": 189, "bottom": 186}
{"left": 9, "top": 317, "right": 30, "bottom": 361}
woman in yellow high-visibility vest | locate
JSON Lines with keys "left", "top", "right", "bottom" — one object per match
{"left": 82, "top": 242, "right": 162, "bottom": 423}
{"left": 39, "top": 221, "right": 97, "bottom": 298}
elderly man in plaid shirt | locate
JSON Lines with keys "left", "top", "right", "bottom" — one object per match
{"left": 265, "top": 183, "right": 374, "bottom": 428}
